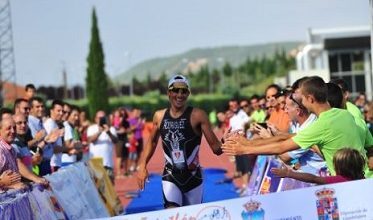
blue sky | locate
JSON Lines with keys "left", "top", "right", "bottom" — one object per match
{"left": 10, "top": 0, "right": 369, "bottom": 87}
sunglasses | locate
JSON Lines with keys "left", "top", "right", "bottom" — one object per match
{"left": 289, "top": 93, "right": 303, "bottom": 108}
{"left": 240, "top": 104, "right": 249, "bottom": 108}
{"left": 169, "top": 88, "right": 189, "bottom": 94}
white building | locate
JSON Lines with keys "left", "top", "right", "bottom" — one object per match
{"left": 288, "top": 26, "right": 372, "bottom": 100}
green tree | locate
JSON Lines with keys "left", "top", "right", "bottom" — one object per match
{"left": 86, "top": 8, "right": 109, "bottom": 118}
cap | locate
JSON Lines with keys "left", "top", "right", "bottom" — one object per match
{"left": 168, "top": 75, "right": 190, "bottom": 90}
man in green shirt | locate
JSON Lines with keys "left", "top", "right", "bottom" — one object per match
{"left": 326, "top": 82, "right": 373, "bottom": 177}
{"left": 250, "top": 95, "right": 266, "bottom": 123}
{"left": 331, "top": 78, "right": 364, "bottom": 120}
{"left": 222, "top": 76, "right": 367, "bottom": 176}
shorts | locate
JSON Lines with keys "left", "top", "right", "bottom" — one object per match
{"left": 115, "top": 140, "right": 124, "bottom": 157}
{"left": 161, "top": 166, "right": 203, "bottom": 207}
{"left": 235, "top": 155, "right": 256, "bottom": 174}
{"left": 136, "top": 138, "right": 143, "bottom": 155}
{"left": 128, "top": 152, "right": 138, "bottom": 161}
{"left": 122, "top": 142, "right": 128, "bottom": 159}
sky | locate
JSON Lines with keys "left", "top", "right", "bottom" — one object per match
{"left": 8, "top": 0, "right": 370, "bottom": 87}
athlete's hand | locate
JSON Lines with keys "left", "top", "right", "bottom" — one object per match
{"left": 137, "top": 166, "right": 148, "bottom": 191}
{"left": 221, "top": 135, "right": 250, "bottom": 155}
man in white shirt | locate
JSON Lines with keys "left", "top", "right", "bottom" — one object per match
{"left": 43, "top": 100, "right": 65, "bottom": 173}
{"left": 87, "top": 110, "right": 118, "bottom": 183}
{"left": 228, "top": 98, "right": 251, "bottom": 196}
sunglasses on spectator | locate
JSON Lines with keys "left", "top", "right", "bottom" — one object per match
{"left": 169, "top": 88, "right": 189, "bottom": 94}
{"left": 289, "top": 93, "right": 303, "bottom": 108}
{"left": 240, "top": 104, "right": 249, "bottom": 108}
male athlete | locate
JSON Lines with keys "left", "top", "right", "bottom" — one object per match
{"left": 137, "top": 75, "right": 222, "bottom": 208}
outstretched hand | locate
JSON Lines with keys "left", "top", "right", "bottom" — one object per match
{"left": 221, "top": 135, "right": 249, "bottom": 156}
{"left": 253, "top": 123, "right": 273, "bottom": 138}
{"left": 221, "top": 127, "right": 245, "bottom": 143}
{"left": 271, "top": 165, "right": 291, "bottom": 178}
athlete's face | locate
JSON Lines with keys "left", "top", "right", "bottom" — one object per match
{"left": 168, "top": 83, "right": 190, "bottom": 109}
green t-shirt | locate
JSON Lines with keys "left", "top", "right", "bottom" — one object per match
{"left": 292, "top": 108, "right": 365, "bottom": 175}
{"left": 352, "top": 109, "right": 373, "bottom": 178}
{"left": 250, "top": 109, "right": 266, "bottom": 123}
{"left": 346, "top": 101, "right": 364, "bottom": 120}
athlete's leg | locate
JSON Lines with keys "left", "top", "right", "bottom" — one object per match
{"left": 162, "top": 180, "right": 183, "bottom": 208}
{"left": 183, "top": 182, "right": 203, "bottom": 205}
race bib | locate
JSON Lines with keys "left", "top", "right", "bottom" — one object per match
{"left": 172, "top": 150, "right": 185, "bottom": 164}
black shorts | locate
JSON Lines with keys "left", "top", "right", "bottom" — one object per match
{"left": 136, "top": 138, "right": 143, "bottom": 155}
{"left": 235, "top": 155, "right": 256, "bottom": 174}
{"left": 161, "top": 167, "right": 203, "bottom": 207}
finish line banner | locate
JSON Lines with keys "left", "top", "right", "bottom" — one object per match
{"left": 104, "top": 178, "right": 373, "bottom": 220}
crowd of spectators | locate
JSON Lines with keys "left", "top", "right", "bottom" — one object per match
{"left": 215, "top": 76, "right": 373, "bottom": 195}
{"left": 0, "top": 84, "right": 146, "bottom": 190}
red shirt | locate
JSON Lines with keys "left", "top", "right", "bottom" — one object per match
{"left": 128, "top": 137, "right": 138, "bottom": 153}
{"left": 324, "top": 175, "right": 351, "bottom": 184}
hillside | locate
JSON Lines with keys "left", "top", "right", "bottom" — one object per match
{"left": 114, "top": 41, "right": 301, "bottom": 84}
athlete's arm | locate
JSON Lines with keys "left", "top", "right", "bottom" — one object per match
{"left": 137, "top": 110, "right": 163, "bottom": 190}
{"left": 194, "top": 108, "right": 222, "bottom": 155}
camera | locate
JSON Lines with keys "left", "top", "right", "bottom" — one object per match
{"left": 99, "top": 117, "right": 107, "bottom": 127}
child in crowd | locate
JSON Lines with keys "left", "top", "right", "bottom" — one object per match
{"left": 271, "top": 148, "right": 365, "bottom": 184}
{"left": 127, "top": 131, "right": 138, "bottom": 174}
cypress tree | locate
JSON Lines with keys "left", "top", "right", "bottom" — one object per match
{"left": 86, "top": 8, "right": 109, "bottom": 118}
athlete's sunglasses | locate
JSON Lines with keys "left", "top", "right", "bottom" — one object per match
{"left": 169, "top": 88, "right": 189, "bottom": 94}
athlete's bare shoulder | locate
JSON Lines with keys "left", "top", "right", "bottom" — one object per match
{"left": 153, "top": 108, "right": 167, "bottom": 125}
{"left": 190, "top": 107, "right": 208, "bottom": 122}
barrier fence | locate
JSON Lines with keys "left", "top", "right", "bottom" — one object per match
{"left": 0, "top": 160, "right": 122, "bottom": 220}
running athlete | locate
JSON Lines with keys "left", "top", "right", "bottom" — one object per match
{"left": 137, "top": 75, "right": 223, "bottom": 208}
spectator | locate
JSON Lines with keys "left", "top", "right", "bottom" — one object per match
{"left": 355, "top": 92, "right": 367, "bottom": 113}
{"left": 87, "top": 110, "right": 118, "bottom": 183}
{"left": 62, "top": 102, "right": 72, "bottom": 122}
{"left": 12, "top": 113, "right": 35, "bottom": 171}
{"left": 127, "top": 131, "right": 138, "bottom": 174}
{"left": 14, "top": 98, "right": 31, "bottom": 118}
{"left": 0, "top": 116, "right": 48, "bottom": 191}
{"left": 331, "top": 78, "right": 364, "bottom": 120}
{"left": 278, "top": 89, "right": 326, "bottom": 175}
{"left": 271, "top": 148, "right": 365, "bottom": 184}
{"left": 128, "top": 108, "right": 145, "bottom": 168}
{"left": 28, "top": 97, "right": 60, "bottom": 176}
{"left": 24, "top": 84, "right": 36, "bottom": 101}
{"left": 222, "top": 76, "right": 367, "bottom": 176}
{"left": 250, "top": 95, "right": 266, "bottom": 123}
{"left": 229, "top": 98, "right": 252, "bottom": 196}
{"left": 62, "top": 106, "right": 81, "bottom": 166}
{"left": 265, "top": 84, "right": 291, "bottom": 133}
{"left": 43, "top": 100, "right": 65, "bottom": 173}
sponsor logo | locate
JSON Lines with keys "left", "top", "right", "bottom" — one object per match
{"left": 315, "top": 188, "right": 339, "bottom": 220}
{"left": 196, "top": 206, "right": 231, "bottom": 220}
{"left": 241, "top": 199, "right": 265, "bottom": 220}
